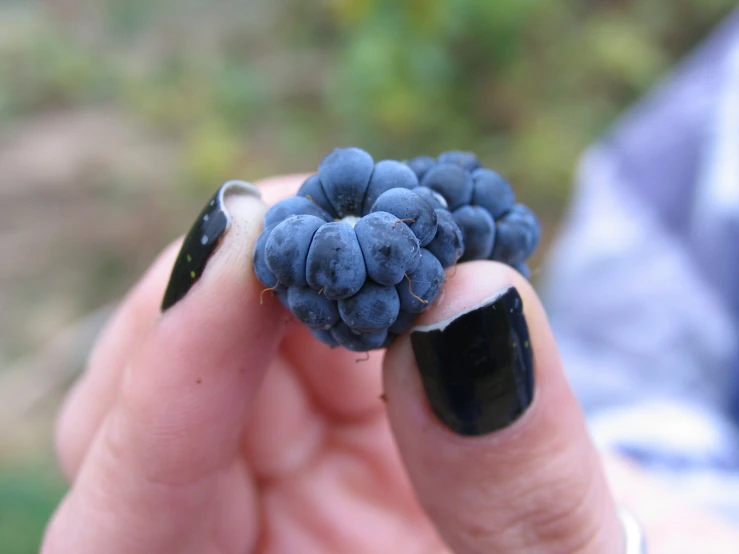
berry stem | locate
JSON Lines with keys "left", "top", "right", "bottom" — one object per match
{"left": 305, "top": 194, "right": 320, "bottom": 208}
{"left": 393, "top": 218, "right": 416, "bottom": 228}
{"left": 405, "top": 274, "right": 429, "bottom": 305}
{"left": 260, "top": 282, "right": 281, "bottom": 305}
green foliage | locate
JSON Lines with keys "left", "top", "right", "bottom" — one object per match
{"left": 182, "top": 120, "right": 244, "bottom": 191}
{"left": 3, "top": 0, "right": 733, "bottom": 201}
{"left": 323, "top": 0, "right": 734, "bottom": 205}
{"left": 0, "top": 15, "right": 113, "bottom": 120}
{"left": 0, "top": 464, "right": 66, "bottom": 554}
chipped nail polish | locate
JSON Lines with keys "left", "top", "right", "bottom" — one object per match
{"left": 161, "top": 181, "right": 260, "bottom": 311}
{"left": 410, "top": 286, "right": 534, "bottom": 436}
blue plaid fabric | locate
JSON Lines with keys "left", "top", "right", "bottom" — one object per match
{"left": 542, "top": 10, "right": 739, "bottom": 524}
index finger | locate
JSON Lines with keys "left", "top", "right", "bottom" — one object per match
{"left": 56, "top": 175, "right": 309, "bottom": 480}
{"left": 46, "top": 181, "right": 290, "bottom": 553}
{"left": 258, "top": 173, "right": 311, "bottom": 205}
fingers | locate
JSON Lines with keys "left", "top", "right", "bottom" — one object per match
{"left": 258, "top": 173, "right": 312, "bottom": 205}
{"left": 55, "top": 241, "right": 181, "bottom": 480}
{"left": 383, "top": 262, "right": 624, "bottom": 554}
{"left": 280, "top": 322, "right": 385, "bottom": 421}
{"left": 56, "top": 175, "right": 307, "bottom": 480}
{"left": 44, "top": 182, "right": 287, "bottom": 553}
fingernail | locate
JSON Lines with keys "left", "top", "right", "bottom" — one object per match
{"left": 161, "top": 181, "right": 261, "bottom": 311}
{"left": 410, "top": 286, "right": 534, "bottom": 436}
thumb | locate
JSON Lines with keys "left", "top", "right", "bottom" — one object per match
{"left": 384, "top": 262, "right": 625, "bottom": 554}
{"left": 44, "top": 182, "right": 287, "bottom": 554}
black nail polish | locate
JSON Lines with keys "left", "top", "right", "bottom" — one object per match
{"left": 410, "top": 286, "right": 534, "bottom": 436}
{"left": 161, "top": 181, "right": 259, "bottom": 311}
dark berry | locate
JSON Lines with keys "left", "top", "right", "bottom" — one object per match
{"left": 297, "top": 174, "right": 338, "bottom": 219}
{"left": 264, "top": 196, "right": 332, "bottom": 228}
{"left": 412, "top": 186, "right": 448, "bottom": 210}
{"left": 354, "top": 211, "right": 422, "bottom": 286}
{"left": 287, "top": 286, "right": 340, "bottom": 330}
{"left": 310, "top": 328, "right": 340, "bottom": 348}
{"left": 371, "top": 188, "right": 438, "bottom": 246}
{"left": 396, "top": 249, "right": 445, "bottom": 313}
{"left": 362, "top": 159, "right": 418, "bottom": 215}
{"left": 453, "top": 205, "right": 496, "bottom": 261}
{"left": 420, "top": 163, "right": 473, "bottom": 210}
{"left": 388, "top": 309, "right": 416, "bottom": 335}
{"left": 338, "top": 281, "right": 400, "bottom": 333}
{"left": 438, "top": 150, "right": 482, "bottom": 172}
{"left": 471, "top": 168, "right": 516, "bottom": 220}
{"left": 426, "top": 209, "right": 465, "bottom": 268}
{"left": 318, "top": 147, "right": 374, "bottom": 217}
{"left": 491, "top": 204, "right": 540, "bottom": 265}
{"left": 331, "top": 323, "right": 389, "bottom": 352}
{"left": 265, "top": 215, "right": 325, "bottom": 287}
{"left": 406, "top": 156, "right": 437, "bottom": 180}
{"left": 253, "top": 223, "right": 279, "bottom": 288}
{"left": 306, "top": 221, "right": 367, "bottom": 300}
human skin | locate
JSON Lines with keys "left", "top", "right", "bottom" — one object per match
{"left": 43, "top": 175, "right": 739, "bottom": 553}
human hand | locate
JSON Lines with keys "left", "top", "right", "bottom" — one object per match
{"left": 40, "top": 175, "right": 726, "bottom": 553}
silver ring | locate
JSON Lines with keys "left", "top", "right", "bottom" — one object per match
{"left": 618, "top": 507, "right": 647, "bottom": 554}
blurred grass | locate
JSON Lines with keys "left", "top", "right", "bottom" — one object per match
{"left": 0, "top": 0, "right": 736, "bottom": 551}
{"left": 0, "top": 462, "right": 66, "bottom": 554}
{"left": 2, "top": 0, "right": 733, "bottom": 200}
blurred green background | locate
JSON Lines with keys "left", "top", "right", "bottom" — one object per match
{"left": 0, "top": 0, "right": 735, "bottom": 551}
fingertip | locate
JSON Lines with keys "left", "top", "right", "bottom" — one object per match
{"left": 55, "top": 239, "right": 184, "bottom": 482}
{"left": 98, "top": 185, "right": 286, "bottom": 487}
{"left": 382, "top": 261, "right": 623, "bottom": 553}
{"left": 160, "top": 181, "right": 265, "bottom": 312}
{"left": 255, "top": 173, "right": 312, "bottom": 206}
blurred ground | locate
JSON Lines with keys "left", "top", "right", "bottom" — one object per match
{"left": 0, "top": 0, "right": 735, "bottom": 551}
